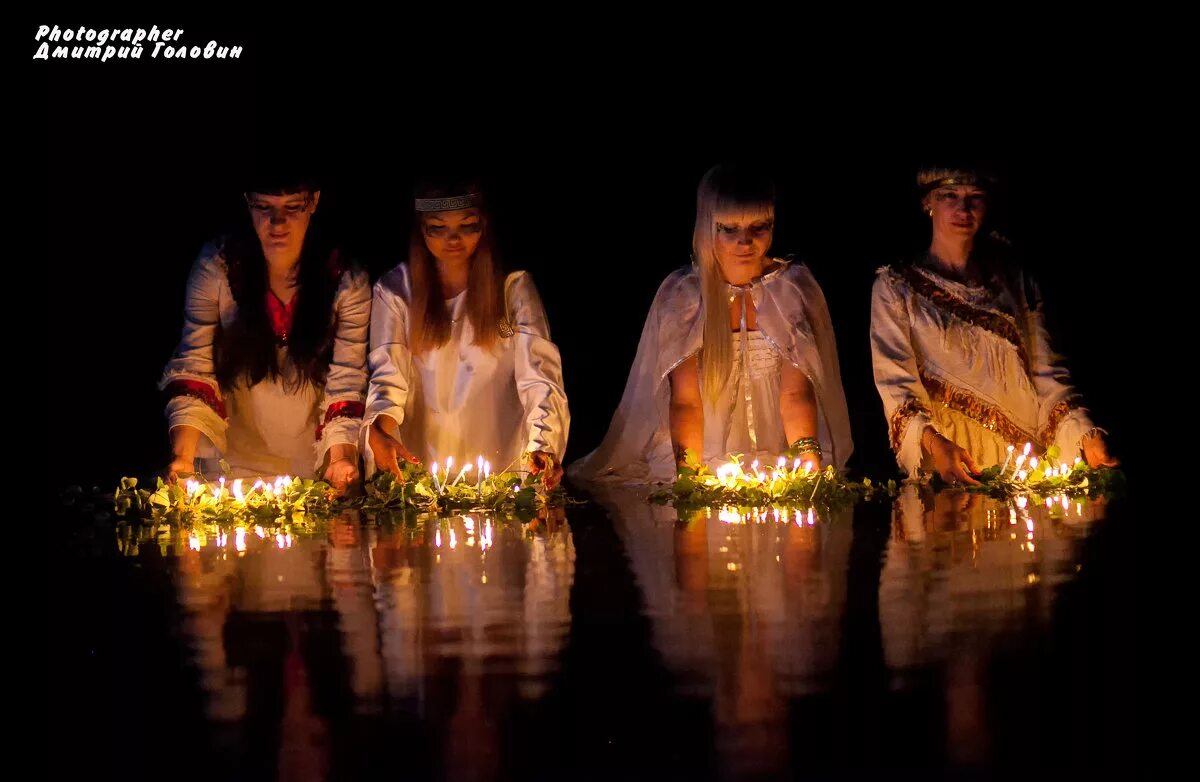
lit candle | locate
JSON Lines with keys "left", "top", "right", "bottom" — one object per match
{"left": 476, "top": 455, "right": 484, "bottom": 490}
{"left": 452, "top": 463, "right": 473, "bottom": 486}
{"left": 1023, "top": 442, "right": 1032, "bottom": 457}
{"left": 431, "top": 462, "right": 442, "bottom": 493}
{"left": 445, "top": 457, "right": 453, "bottom": 486}
{"left": 1000, "top": 444, "right": 1014, "bottom": 475}
{"left": 232, "top": 479, "right": 245, "bottom": 503}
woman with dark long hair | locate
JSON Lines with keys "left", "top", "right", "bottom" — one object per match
{"left": 160, "top": 169, "right": 370, "bottom": 489}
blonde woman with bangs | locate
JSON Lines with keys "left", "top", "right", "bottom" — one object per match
{"left": 569, "top": 164, "right": 852, "bottom": 484}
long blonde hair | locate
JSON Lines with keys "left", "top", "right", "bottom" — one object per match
{"left": 693, "top": 164, "right": 776, "bottom": 401}
{"left": 408, "top": 188, "right": 506, "bottom": 355}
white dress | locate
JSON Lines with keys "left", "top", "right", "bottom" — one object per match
{"left": 870, "top": 260, "right": 1098, "bottom": 477}
{"left": 568, "top": 259, "right": 853, "bottom": 484}
{"left": 160, "top": 239, "right": 371, "bottom": 478}
{"left": 362, "top": 263, "right": 570, "bottom": 475}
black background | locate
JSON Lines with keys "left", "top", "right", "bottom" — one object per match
{"left": 34, "top": 22, "right": 1135, "bottom": 487}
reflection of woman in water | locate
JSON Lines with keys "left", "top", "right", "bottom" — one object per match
{"left": 878, "top": 484, "right": 1098, "bottom": 764}
{"left": 591, "top": 487, "right": 853, "bottom": 776}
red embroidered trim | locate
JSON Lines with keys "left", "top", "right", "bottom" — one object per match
{"left": 164, "top": 379, "right": 227, "bottom": 419}
{"left": 314, "top": 400, "right": 365, "bottom": 440}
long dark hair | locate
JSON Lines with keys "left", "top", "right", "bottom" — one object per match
{"left": 214, "top": 175, "right": 342, "bottom": 393}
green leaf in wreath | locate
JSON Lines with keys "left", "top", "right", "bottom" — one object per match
{"left": 515, "top": 486, "right": 538, "bottom": 510}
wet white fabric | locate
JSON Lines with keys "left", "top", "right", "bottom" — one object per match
{"left": 569, "top": 259, "right": 852, "bottom": 484}
{"left": 871, "top": 262, "right": 1096, "bottom": 477}
{"left": 160, "top": 239, "right": 370, "bottom": 478}
{"left": 363, "top": 264, "right": 569, "bottom": 476}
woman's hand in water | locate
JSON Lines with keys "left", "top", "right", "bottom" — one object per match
{"left": 1082, "top": 431, "right": 1120, "bottom": 468}
{"left": 527, "top": 451, "right": 563, "bottom": 490}
{"left": 923, "top": 426, "right": 981, "bottom": 486}
{"left": 367, "top": 417, "right": 420, "bottom": 477}
{"left": 323, "top": 456, "right": 360, "bottom": 494}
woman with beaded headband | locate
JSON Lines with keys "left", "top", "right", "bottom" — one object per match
{"left": 870, "top": 165, "right": 1118, "bottom": 485}
{"left": 363, "top": 179, "right": 569, "bottom": 489}
{"left": 159, "top": 165, "right": 371, "bottom": 489}
{"left": 569, "top": 163, "right": 853, "bottom": 484}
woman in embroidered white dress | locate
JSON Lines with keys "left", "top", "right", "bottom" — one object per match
{"left": 870, "top": 165, "right": 1118, "bottom": 485}
{"left": 363, "top": 180, "right": 569, "bottom": 489}
{"left": 568, "top": 164, "right": 852, "bottom": 484}
{"left": 160, "top": 169, "right": 370, "bottom": 489}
